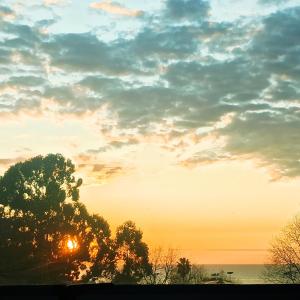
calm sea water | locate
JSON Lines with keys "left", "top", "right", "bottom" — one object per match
{"left": 203, "top": 264, "right": 266, "bottom": 284}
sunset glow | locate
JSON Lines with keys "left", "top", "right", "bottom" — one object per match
{"left": 67, "top": 240, "right": 78, "bottom": 251}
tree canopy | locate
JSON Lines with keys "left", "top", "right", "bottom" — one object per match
{"left": 176, "top": 257, "right": 191, "bottom": 281}
{"left": 113, "top": 221, "right": 152, "bottom": 284}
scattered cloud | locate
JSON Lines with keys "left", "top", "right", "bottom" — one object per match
{"left": 0, "top": 5, "right": 15, "bottom": 20}
{"left": 90, "top": 1, "right": 143, "bottom": 17}
{"left": 75, "top": 152, "right": 126, "bottom": 184}
{"left": 165, "top": 0, "right": 210, "bottom": 21}
{"left": 78, "top": 161, "right": 124, "bottom": 183}
{"left": 0, "top": 157, "right": 26, "bottom": 167}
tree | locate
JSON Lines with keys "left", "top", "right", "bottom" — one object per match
{"left": 0, "top": 154, "right": 113, "bottom": 284}
{"left": 162, "top": 248, "right": 178, "bottom": 284}
{"left": 113, "top": 221, "right": 152, "bottom": 284}
{"left": 172, "top": 257, "right": 191, "bottom": 283}
{"left": 144, "top": 247, "right": 163, "bottom": 284}
{"left": 82, "top": 214, "right": 116, "bottom": 283}
{"left": 189, "top": 265, "right": 208, "bottom": 284}
{"left": 263, "top": 215, "right": 300, "bottom": 283}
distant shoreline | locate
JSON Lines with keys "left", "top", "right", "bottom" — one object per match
{"left": 200, "top": 264, "right": 266, "bottom": 284}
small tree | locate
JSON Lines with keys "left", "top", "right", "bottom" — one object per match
{"left": 142, "top": 247, "right": 178, "bottom": 284}
{"left": 162, "top": 248, "right": 178, "bottom": 284}
{"left": 113, "top": 221, "right": 152, "bottom": 284}
{"left": 263, "top": 216, "right": 300, "bottom": 283}
{"left": 174, "top": 257, "right": 191, "bottom": 283}
{"left": 189, "top": 265, "right": 208, "bottom": 283}
{"left": 144, "top": 247, "right": 163, "bottom": 284}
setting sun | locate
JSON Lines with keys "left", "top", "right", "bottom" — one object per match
{"left": 67, "top": 239, "right": 78, "bottom": 251}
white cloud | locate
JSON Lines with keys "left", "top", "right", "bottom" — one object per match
{"left": 90, "top": 1, "right": 143, "bottom": 17}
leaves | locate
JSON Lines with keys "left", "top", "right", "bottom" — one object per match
{"left": 113, "top": 221, "right": 152, "bottom": 283}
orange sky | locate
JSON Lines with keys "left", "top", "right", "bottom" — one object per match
{"left": 80, "top": 151, "right": 300, "bottom": 264}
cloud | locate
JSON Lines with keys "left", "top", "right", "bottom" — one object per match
{"left": 0, "top": 48, "right": 11, "bottom": 64}
{"left": 180, "top": 150, "right": 233, "bottom": 168}
{"left": 1, "top": 2, "right": 300, "bottom": 180}
{"left": 6, "top": 76, "right": 45, "bottom": 87}
{"left": 165, "top": 0, "right": 210, "bottom": 21}
{"left": 0, "top": 157, "right": 26, "bottom": 167}
{"left": 216, "top": 7, "right": 300, "bottom": 178}
{"left": 258, "top": 0, "right": 287, "bottom": 5}
{"left": 95, "top": 166, "right": 123, "bottom": 181}
{"left": 90, "top": 1, "right": 143, "bottom": 17}
{"left": 0, "top": 5, "right": 15, "bottom": 21}
{"left": 221, "top": 110, "right": 300, "bottom": 179}
{"left": 77, "top": 160, "right": 124, "bottom": 183}
{"left": 75, "top": 152, "right": 126, "bottom": 184}
{"left": 130, "top": 25, "right": 201, "bottom": 59}
{"left": 110, "top": 138, "right": 139, "bottom": 148}
{"left": 41, "top": 32, "right": 143, "bottom": 74}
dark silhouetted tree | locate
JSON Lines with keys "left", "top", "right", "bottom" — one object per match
{"left": 113, "top": 221, "right": 152, "bottom": 284}
{"left": 176, "top": 257, "right": 191, "bottom": 282}
{"left": 82, "top": 214, "right": 116, "bottom": 283}
{"left": 0, "top": 154, "right": 113, "bottom": 284}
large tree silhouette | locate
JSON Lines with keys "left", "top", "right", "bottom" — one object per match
{"left": 0, "top": 154, "right": 113, "bottom": 284}
{"left": 0, "top": 154, "right": 153, "bottom": 284}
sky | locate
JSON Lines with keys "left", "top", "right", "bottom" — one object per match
{"left": 1, "top": 0, "right": 300, "bottom": 264}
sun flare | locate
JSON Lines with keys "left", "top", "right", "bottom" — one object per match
{"left": 67, "top": 239, "right": 78, "bottom": 251}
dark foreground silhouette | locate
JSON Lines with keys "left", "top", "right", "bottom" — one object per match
{"left": 1, "top": 283, "right": 300, "bottom": 300}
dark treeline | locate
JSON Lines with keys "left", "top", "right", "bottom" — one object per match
{"left": 0, "top": 154, "right": 239, "bottom": 284}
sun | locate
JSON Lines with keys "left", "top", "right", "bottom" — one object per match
{"left": 67, "top": 239, "right": 78, "bottom": 251}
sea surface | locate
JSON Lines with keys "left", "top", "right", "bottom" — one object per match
{"left": 203, "top": 264, "right": 266, "bottom": 284}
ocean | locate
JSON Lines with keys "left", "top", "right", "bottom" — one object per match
{"left": 203, "top": 264, "right": 266, "bottom": 284}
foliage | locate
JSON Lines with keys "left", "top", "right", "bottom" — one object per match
{"left": 263, "top": 216, "right": 300, "bottom": 283}
{"left": 169, "top": 257, "right": 192, "bottom": 283}
{"left": 176, "top": 257, "right": 191, "bottom": 281}
{"left": 189, "top": 265, "right": 209, "bottom": 284}
{"left": 113, "top": 221, "right": 152, "bottom": 284}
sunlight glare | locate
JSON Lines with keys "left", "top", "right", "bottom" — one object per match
{"left": 67, "top": 239, "right": 78, "bottom": 251}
